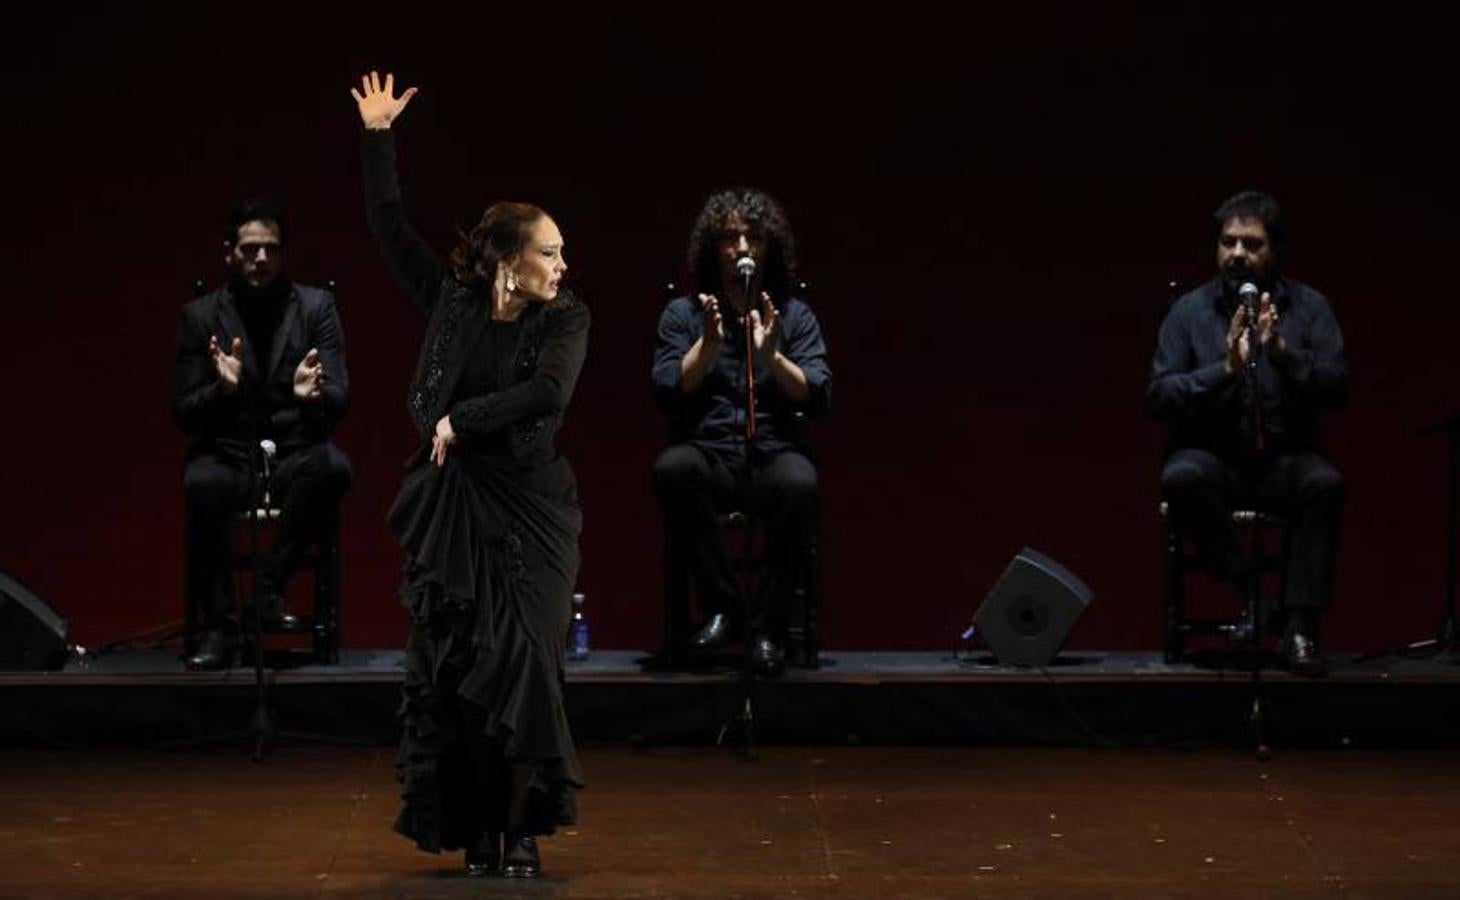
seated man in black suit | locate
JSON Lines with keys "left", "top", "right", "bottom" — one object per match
{"left": 173, "top": 200, "right": 351, "bottom": 670}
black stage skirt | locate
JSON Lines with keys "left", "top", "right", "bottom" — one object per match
{"left": 386, "top": 449, "right": 583, "bottom": 852}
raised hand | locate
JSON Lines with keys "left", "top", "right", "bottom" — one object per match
{"left": 430, "top": 415, "right": 456, "bottom": 468}
{"left": 748, "top": 293, "right": 781, "bottom": 361}
{"left": 697, "top": 293, "right": 726, "bottom": 345}
{"left": 350, "top": 71, "right": 418, "bottom": 130}
{"left": 293, "top": 347, "right": 325, "bottom": 401}
{"left": 209, "top": 335, "right": 243, "bottom": 394}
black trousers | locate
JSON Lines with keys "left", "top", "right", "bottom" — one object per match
{"left": 1161, "top": 448, "right": 1343, "bottom": 616}
{"left": 652, "top": 444, "right": 817, "bottom": 637}
{"left": 183, "top": 441, "right": 351, "bottom": 630}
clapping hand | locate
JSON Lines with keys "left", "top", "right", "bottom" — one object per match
{"left": 747, "top": 293, "right": 780, "bottom": 361}
{"left": 293, "top": 348, "right": 325, "bottom": 401}
{"left": 697, "top": 293, "right": 726, "bottom": 345}
{"left": 1226, "top": 305, "right": 1252, "bottom": 373}
{"left": 1256, "top": 293, "right": 1284, "bottom": 354}
{"left": 209, "top": 334, "right": 243, "bottom": 394}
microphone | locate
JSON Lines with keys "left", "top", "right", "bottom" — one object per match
{"left": 1237, "top": 282, "right": 1261, "bottom": 374}
{"left": 735, "top": 254, "right": 759, "bottom": 318}
{"left": 736, "top": 254, "right": 756, "bottom": 304}
{"left": 1238, "top": 281, "right": 1260, "bottom": 317}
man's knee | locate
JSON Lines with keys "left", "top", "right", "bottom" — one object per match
{"left": 285, "top": 443, "right": 353, "bottom": 499}
{"left": 652, "top": 445, "right": 707, "bottom": 498}
{"left": 183, "top": 460, "right": 244, "bottom": 511}
{"left": 1301, "top": 463, "right": 1344, "bottom": 506}
{"left": 1160, "top": 456, "right": 1215, "bottom": 498}
{"left": 765, "top": 455, "right": 819, "bottom": 515}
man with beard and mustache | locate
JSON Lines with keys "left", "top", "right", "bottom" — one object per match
{"left": 1147, "top": 191, "right": 1347, "bottom": 676}
{"left": 173, "top": 200, "right": 351, "bottom": 670}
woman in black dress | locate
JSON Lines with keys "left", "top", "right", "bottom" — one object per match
{"left": 351, "top": 71, "right": 589, "bottom": 879}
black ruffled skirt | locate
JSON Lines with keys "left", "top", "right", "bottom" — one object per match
{"left": 386, "top": 449, "right": 583, "bottom": 852}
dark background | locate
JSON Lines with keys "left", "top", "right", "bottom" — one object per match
{"left": 2, "top": 5, "right": 1456, "bottom": 653}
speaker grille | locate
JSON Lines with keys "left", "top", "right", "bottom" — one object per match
{"left": 974, "top": 548, "right": 1093, "bottom": 667}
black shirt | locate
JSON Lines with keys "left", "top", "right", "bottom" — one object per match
{"left": 1147, "top": 276, "right": 1347, "bottom": 459}
{"left": 652, "top": 294, "right": 832, "bottom": 457}
{"left": 234, "top": 277, "right": 289, "bottom": 389}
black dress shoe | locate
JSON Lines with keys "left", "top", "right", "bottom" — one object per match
{"left": 252, "top": 590, "right": 310, "bottom": 634}
{"left": 689, "top": 613, "right": 734, "bottom": 651}
{"left": 751, "top": 634, "right": 785, "bottom": 677}
{"left": 1285, "top": 632, "right": 1327, "bottom": 678}
{"left": 501, "top": 834, "right": 541, "bottom": 878}
{"left": 465, "top": 832, "right": 500, "bottom": 877}
{"left": 184, "top": 629, "right": 239, "bottom": 671}
{"left": 263, "top": 611, "right": 310, "bottom": 634}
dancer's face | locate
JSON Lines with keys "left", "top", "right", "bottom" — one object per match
{"left": 510, "top": 216, "right": 567, "bottom": 301}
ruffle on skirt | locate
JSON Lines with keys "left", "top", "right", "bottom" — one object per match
{"left": 387, "top": 452, "right": 583, "bottom": 853}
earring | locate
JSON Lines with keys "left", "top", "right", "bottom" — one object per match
{"left": 506, "top": 272, "right": 517, "bottom": 293}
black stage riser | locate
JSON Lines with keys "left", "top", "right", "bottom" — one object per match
{"left": 4, "top": 679, "right": 1459, "bottom": 750}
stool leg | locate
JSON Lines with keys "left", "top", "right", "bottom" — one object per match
{"left": 799, "top": 533, "right": 819, "bottom": 668}
{"left": 1164, "top": 523, "right": 1185, "bottom": 664}
{"left": 312, "top": 538, "right": 340, "bottom": 665}
{"left": 331, "top": 548, "right": 341, "bottom": 663}
{"left": 326, "top": 541, "right": 340, "bottom": 664}
{"left": 663, "top": 531, "right": 689, "bottom": 664}
{"left": 1239, "top": 519, "right": 1276, "bottom": 649}
{"left": 183, "top": 530, "right": 197, "bottom": 655}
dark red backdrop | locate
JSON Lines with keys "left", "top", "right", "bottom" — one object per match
{"left": 3, "top": 7, "right": 1456, "bottom": 653}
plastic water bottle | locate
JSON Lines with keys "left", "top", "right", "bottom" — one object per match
{"left": 956, "top": 620, "right": 979, "bottom": 663}
{"left": 567, "top": 592, "right": 589, "bottom": 661}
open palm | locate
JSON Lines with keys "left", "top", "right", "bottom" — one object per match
{"left": 350, "top": 71, "right": 418, "bottom": 129}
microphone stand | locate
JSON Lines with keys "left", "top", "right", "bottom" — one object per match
{"left": 1236, "top": 286, "right": 1269, "bottom": 755}
{"left": 717, "top": 263, "right": 761, "bottom": 759}
{"left": 1243, "top": 291, "right": 1265, "bottom": 455}
{"left": 238, "top": 436, "right": 368, "bottom": 756}
{"left": 162, "top": 437, "right": 278, "bottom": 759}
{"left": 741, "top": 262, "right": 759, "bottom": 441}
{"left": 244, "top": 440, "right": 276, "bottom": 759}
{"left": 164, "top": 427, "right": 367, "bottom": 759}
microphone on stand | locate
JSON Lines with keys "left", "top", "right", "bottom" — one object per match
{"left": 1238, "top": 281, "right": 1261, "bottom": 369}
{"left": 1238, "top": 280, "right": 1260, "bottom": 318}
{"left": 736, "top": 254, "right": 757, "bottom": 314}
{"left": 1237, "top": 281, "right": 1265, "bottom": 451}
{"left": 735, "top": 254, "right": 759, "bottom": 440}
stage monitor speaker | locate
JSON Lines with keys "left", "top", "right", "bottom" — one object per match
{"left": 0, "top": 570, "right": 68, "bottom": 671}
{"left": 973, "top": 547, "right": 1093, "bottom": 667}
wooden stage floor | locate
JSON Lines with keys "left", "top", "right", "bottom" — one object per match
{"left": 1, "top": 744, "right": 1457, "bottom": 899}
